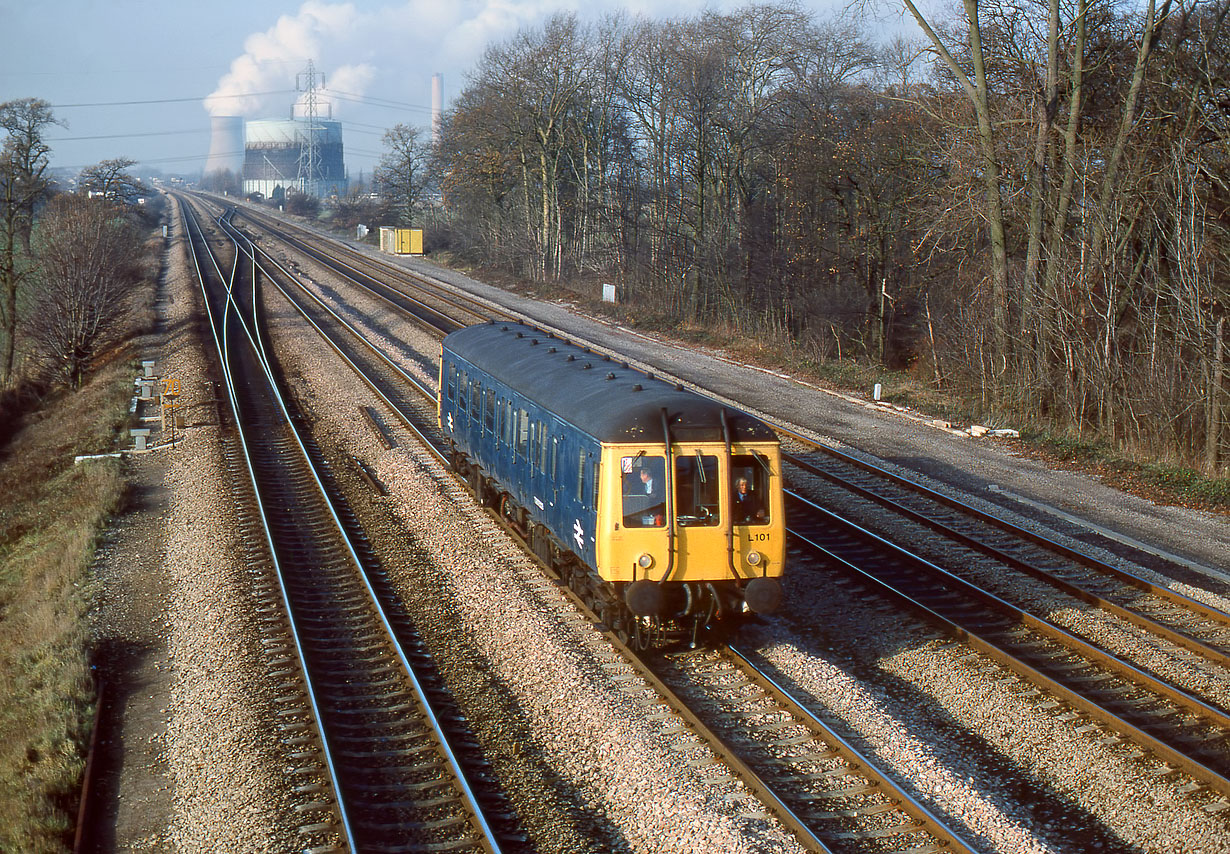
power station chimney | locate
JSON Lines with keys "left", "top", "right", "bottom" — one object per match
{"left": 204, "top": 115, "right": 245, "bottom": 177}
{"left": 431, "top": 73, "right": 443, "bottom": 144}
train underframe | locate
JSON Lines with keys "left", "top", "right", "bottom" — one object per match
{"left": 453, "top": 452, "right": 747, "bottom": 648}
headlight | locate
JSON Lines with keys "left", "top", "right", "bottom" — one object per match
{"left": 746, "top": 550, "right": 762, "bottom": 567}
{"left": 637, "top": 553, "right": 655, "bottom": 569}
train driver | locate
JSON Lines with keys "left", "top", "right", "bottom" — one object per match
{"left": 623, "top": 458, "right": 665, "bottom": 527}
{"left": 732, "top": 476, "right": 765, "bottom": 524}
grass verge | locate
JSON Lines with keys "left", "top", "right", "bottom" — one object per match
{"left": 0, "top": 357, "right": 133, "bottom": 852}
{"left": 1016, "top": 429, "right": 1230, "bottom": 514}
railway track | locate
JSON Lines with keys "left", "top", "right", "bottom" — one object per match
{"left": 784, "top": 488, "right": 1230, "bottom": 804}
{"left": 196, "top": 201, "right": 980, "bottom": 853}
{"left": 179, "top": 196, "right": 516, "bottom": 853}
{"left": 233, "top": 202, "right": 507, "bottom": 330}
{"left": 196, "top": 194, "right": 1230, "bottom": 844}
{"left": 780, "top": 434, "right": 1230, "bottom": 668}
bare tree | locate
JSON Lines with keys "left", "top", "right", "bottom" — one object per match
{"left": 77, "top": 157, "right": 149, "bottom": 205}
{"left": 899, "top": 0, "right": 1014, "bottom": 374}
{"left": 0, "top": 97, "right": 58, "bottom": 385}
{"left": 376, "top": 124, "right": 433, "bottom": 226}
{"left": 24, "top": 195, "right": 145, "bottom": 388}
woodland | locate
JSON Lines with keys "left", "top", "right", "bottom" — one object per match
{"left": 416, "top": 0, "right": 1229, "bottom": 473}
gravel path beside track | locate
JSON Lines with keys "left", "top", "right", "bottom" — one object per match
{"left": 90, "top": 202, "right": 301, "bottom": 850}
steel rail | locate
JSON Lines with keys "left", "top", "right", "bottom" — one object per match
{"left": 221, "top": 213, "right": 504, "bottom": 852}
{"left": 228, "top": 204, "right": 496, "bottom": 332}
{"left": 786, "top": 488, "right": 1230, "bottom": 799}
{"left": 782, "top": 449, "right": 1230, "bottom": 670}
{"left": 179, "top": 198, "right": 356, "bottom": 850}
{"left": 776, "top": 424, "right": 1230, "bottom": 626}
{"left": 726, "top": 643, "right": 980, "bottom": 854}
{"left": 208, "top": 205, "right": 899, "bottom": 854}
{"left": 215, "top": 215, "right": 448, "bottom": 465}
{"left": 230, "top": 200, "right": 514, "bottom": 325}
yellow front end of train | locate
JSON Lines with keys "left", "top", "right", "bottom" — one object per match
{"left": 596, "top": 438, "right": 785, "bottom": 619}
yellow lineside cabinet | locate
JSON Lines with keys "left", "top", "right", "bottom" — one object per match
{"left": 378, "top": 226, "right": 424, "bottom": 255}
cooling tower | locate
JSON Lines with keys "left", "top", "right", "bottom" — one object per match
{"left": 431, "top": 73, "right": 443, "bottom": 143}
{"left": 242, "top": 118, "right": 346, "bottom": 200}
{"left": 203, "top": 115, "right": 244, "bottom": 177}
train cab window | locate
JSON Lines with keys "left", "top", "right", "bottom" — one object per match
{"left": 484, "top": 390, "right": 495, "bottom": 432}
{"left": 621, "top": 456, "right": 665, "bottom": 528}
{"left": 731, "top": 455, "right": 770, "bottom": 525}
{"left": 675, "top": 454, "right": 720, "bottom": 527}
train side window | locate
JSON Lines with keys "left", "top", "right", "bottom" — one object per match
{"left": 576, "top": 450, "right": 585, "bottom": 502}
{"left": 445, "top": 363, "right": 455, "bottom": 402}
{"left": 504, "top": 401, "right": 513, "bottom": 445}
{"left": 484, "top": 389, "right": 495, "bottom": 432}
{"left": 458, "top": 373, "right": 468, "bottom": 419}
{"left": 675, "top": 454, "right": 720, "bottom": 526}
{"left": 731, "top": 455, "right": 770, "bottom": 525}
{"left": 495, "top": 398, "right": 504, "bottom": 442}
{"left": 621, "top": 455, "right": 665, "bottom": 528}
{"left": 538, "top": 424, "right": 549, "bottom": 472}
{"left": 550, "top": 437, "right": 559, "bottom": 480}
{"left": 516, "top": 409, "right": 529, "bottom": 458}
{"left": 470, "top": 381, "right": 481, "bottom": 420}
{"left": 591, "top": 461, "right": 600, "bottom": 508}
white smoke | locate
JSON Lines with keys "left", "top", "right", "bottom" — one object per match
{"left": 204, "top": 0, "right": 747, "bottom": 121}
{"left": 204, "top": 1, "right": 375, "bottom": 118}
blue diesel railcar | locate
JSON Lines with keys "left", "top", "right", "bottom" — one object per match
{"left": 439, "top": 321, "right": 784, "bottom": 646}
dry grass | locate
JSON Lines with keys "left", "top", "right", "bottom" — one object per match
{"left": 0, "top": 356, "right": 133, "bottom": 852}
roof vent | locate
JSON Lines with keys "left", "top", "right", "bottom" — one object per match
{"left": 647, "top": 373, "right": 655, "bottom": 380}
{"left": 516, "top": 332, "right": 524, "bottom": 339}
{"left": 531, "top": 339, "right": 539, "bottom": 345}
{"left": 632, "top": 384, "right": 643, "bottom": 392}
{"left": 566, "top": 354, "right": 575, "bottom": 362}
{"left": 603, "top": 354, "right": 612, "bottom": 362}
{"left": 548, "top": 347, "right": 557, "bottom": 353}
{"left": 583, "top": 363, "right": 593, "bottom": 370}
{"left": 500, "top": 325, "right": 509, "bottom": 331}
{"left": 606, "top": 372, "right": 616, "bottom": 380}
{"left": 675, "top": 383, "right": 684, "bottom": 391}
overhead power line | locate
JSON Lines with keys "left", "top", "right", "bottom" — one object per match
{"left": 51, "top": 90, "right": 295, "bottom": 108}
{"left": 328, "top": 90, "right": 433, "bottom": 114}
{"left": 51, "top": 129, "right": 208, "bottom": 142}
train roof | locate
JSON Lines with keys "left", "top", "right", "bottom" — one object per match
{"left": 443, "top": 322, "right": 777, "bottom": 445}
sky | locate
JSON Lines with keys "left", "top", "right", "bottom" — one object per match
{"left": 0, "top": 0, "right": 908, "bottom": 181}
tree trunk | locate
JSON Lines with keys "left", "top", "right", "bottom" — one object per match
{"left": 1208, "top": 315, "right": 1225, "bottom": 472}
{"left": 1022, "top": 0, "right": 1060, "bottom": 379}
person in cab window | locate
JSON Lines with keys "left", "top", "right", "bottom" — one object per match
{"left": 640, "top": 468, "right": 660, "bottom": 500}
{"left": 732, "top": 476, "right": 764, "bottom": 524}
